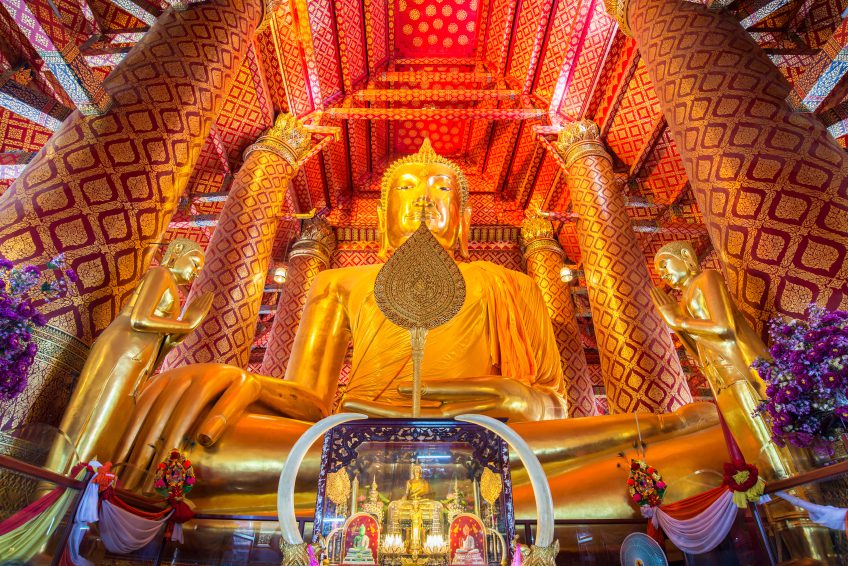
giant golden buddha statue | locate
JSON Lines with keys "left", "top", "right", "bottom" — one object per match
{"left": 63, "top": 141, "right": 747, "bottom": 519}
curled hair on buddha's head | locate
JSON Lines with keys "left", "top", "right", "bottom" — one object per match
{"left": 380, "top": 138, "right": 470, "bottom": 211}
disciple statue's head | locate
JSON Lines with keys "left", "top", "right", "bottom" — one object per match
{"left": 379, "top": 139, "right": 471, "bottom": 259}
{"left": 161, "top": 238, "right": 205, "bottom": 285}
{"left": 654, "top": 241, "right": 700, "bottom": 290}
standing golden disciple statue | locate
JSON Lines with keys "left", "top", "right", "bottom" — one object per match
{"left": 650, "top": 242, "right": 792, "bottom": 478}
{"left": 46, "top": 239, "right": 213, "bottom": 472}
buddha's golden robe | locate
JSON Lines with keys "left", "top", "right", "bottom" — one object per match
{"left": 341, "top": 261, "right": 566, "bottom": 407}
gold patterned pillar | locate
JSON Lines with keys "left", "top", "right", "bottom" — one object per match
{"left": 162, "top": 115, "right": 311, "bottom": 370}
{"left": 260, "top": 218, "right": 336, "bottom": 378}
{"left": 520, "top": 217, "right": 596, "bottom": 417}
{"left": 557, "top": 120, "right": 692, "bottom": 413}
{"left": 0, "top": 0, "right": 263, "bottom": 427}
{"left": 606, "top": 0, "right": 848, "bottom": 333}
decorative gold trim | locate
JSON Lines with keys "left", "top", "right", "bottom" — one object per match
{"left": 555, "top": 120, "right": 611, "bottom": 168}
{"left": 244, "top": 113, "right": 312, "bottom": 168}
{"left": 521, "top": 239, "right": 564, "bottom": 259}
{"left": 519, "top": 217, "right": 565, "bottom": 259}
{"left": 289, "top": 218, "right": 337, "bottom": 267}
{"left": 603, "top": 0, "right": 632, "bottom": 36}
{"left": 32, "top": 324, "right": 90, "bottom": 373}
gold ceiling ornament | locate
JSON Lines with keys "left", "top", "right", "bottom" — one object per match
{"left": 380, "top": 138, "right": 469, "bottom": 211}
{"left": 244, "top": 113, "right": 312, "bottom": 168}
{"left": 479, "top": 467, "right": 503, "bottom": 505}
{"left": 602, "top": 0, "right": 632, "bottom": 37}
{"left": 555, "top": 120, "right": 608, "bottom": 168}
{"left": 374, "top": 221, "right": 467, "bottom": 416}
{"left": 326, "top": 467, "right": 352, "bottom": 511}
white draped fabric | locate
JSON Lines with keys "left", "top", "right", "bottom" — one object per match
{"left": 99, "top": 500, "right": 173, "bottom": 554}
{"left": 651, "top": 489, "right": 738, "bottom": 554}
{"left": 776, "top": 492, "right": 848, "bottom": 531}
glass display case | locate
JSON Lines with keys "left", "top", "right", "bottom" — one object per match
{"left": 313, "top": 419, "right": 515, "bottom": 566}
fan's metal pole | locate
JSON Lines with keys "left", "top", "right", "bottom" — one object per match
{"left": 410, "top": 327, "right": 428, "bottom": 417}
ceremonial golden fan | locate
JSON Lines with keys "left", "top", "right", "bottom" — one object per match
{"left": 480, "top": 467, "right": 502, "bottom": 505}
{"left": 374, "top": 221, "right": 466, "bottom": 417}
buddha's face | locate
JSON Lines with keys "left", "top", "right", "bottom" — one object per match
{"left": 169, "top": 250, "right": 204, "bottom": 285}
{"left": 412, "top": 466, "right": 422, "bottom": 479}
{"left": 379, "top": 162, "right": 469, "bottom": 258}
{"left": 655, "top": 252, "right": 692, "bottom": 290}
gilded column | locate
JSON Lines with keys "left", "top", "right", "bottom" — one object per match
{"left": 260, "top": 217, "right": 336, "bottom": 378}
{"left": 0, "top": 0, "right": 262, "bottom": 426}
{"left": 520, "top": 216, "right": 596, "bottom": 417}
{"left": 557, "top": 120, "right": 692, "bottom": 414}
{"left": 162, "top": 115, "right": 311, "bottom": 369}
{"left": 607, "top": 0, "right": 848, "bottom": 333}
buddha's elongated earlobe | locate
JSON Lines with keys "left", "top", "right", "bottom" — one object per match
{"left": 377, "top": 204, "right": 389, "bottom": 259}
{"left": 458, "top": 206, "right": 471, "bottom": 259}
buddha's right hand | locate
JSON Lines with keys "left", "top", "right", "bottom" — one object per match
{"left": 114, "top": 364, "right": 262, "bottom": 489}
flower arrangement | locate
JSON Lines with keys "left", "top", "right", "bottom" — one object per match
{"left": 752, "top": 305, "right": 848, "bottom": 453}
{"left": 626, "top": 459, "right": 667, "bottom": 509}
{"left": 722, "top": 461, "right": 765, "bottom": 508}
{"left": 154, "top": 448, "right": 196, "bottom": 501}
{"left": 0, "top": 255, "right": 77, "bottom": 401}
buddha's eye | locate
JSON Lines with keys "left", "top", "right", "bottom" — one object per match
{"left": 396, "top": 185, "right": 413, "bottom": 191}
{"left": 437, "top": 186, "right": 450, "bottom": 192}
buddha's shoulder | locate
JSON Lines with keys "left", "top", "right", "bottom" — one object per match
{"left": 312, "top": 264, "right": 383, "bottom": 293}
{"left": 461, "top": 262, "right": 542, "bottom": 301}
{"left": 461, "top": 261, "right": 534, "bottom": 285}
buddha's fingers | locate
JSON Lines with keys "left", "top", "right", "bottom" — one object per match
{"left": 154, "top": 371, "right": 239, "bottom": 457}
{"left": 340, "top": 397, "right": 421, "bottom": 418}
{"left": 437, "top": 400, "right": 498, "bottom": 418}
{"left": 113, "top": 375, "right": 170, "bottom": 464}
{"left": 197, "top": 372, "right": 262, "bottom": 446}
{"left": 122, "top": 376, "right": 195, "bottom": 490}
{"left": 401, "top": 378, "right": 500, "bottom": 400}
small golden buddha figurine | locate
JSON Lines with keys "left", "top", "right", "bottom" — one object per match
{"left": 404, "top": 464, "right": 431, "bottom": 500}
{"left": 45, "top": 239, "right": 212, "bottom": 472}
{"left": 649, "top": 241, "right": 792, "bottom": 478}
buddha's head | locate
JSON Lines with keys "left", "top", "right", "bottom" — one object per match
{"left": 411, "top": 464, "right": 423, "bottom": 479}
{"left": 162, "top": 238, "right": 205, "bottom": 285}
{"left": 655, "top": 241, "right": 700, "bottom": 290}
{"left": 379, "top": 139, "right": 471, "bottom": 259}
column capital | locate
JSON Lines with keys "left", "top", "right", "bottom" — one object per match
{"left": 289, "top": 217, "right": 337, "bottom": 267}
{"left": 603, "top": 0, "right": 633, "bottom": 37}
{"left": 244, "top": 113, "right": 312, "bottom": 167}
{"left": 519, "top": 216, "right": 565, "bottom": 259}
{"left": 556, "top": 120, "right": 610, "bottom": 168}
